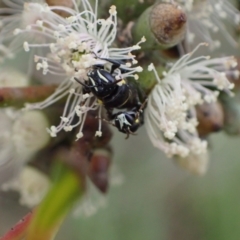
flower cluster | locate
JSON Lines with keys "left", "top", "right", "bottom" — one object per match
{"left": 1, "top": 0, "right": 238, "bottom": 168}
{"left": 0, "top": 67, "right": 50, "bottom": 184}
{"left": 19, "top": 0, "right": 145, "bottom": 139}
{"left": 146, "top": 43, "right": 237, "bottom": 160}
{"left": 0, "top": 0, "right": 53, "bottom": 62}
{"left": 0, "top": 0, "right": 240, "bottom": 237}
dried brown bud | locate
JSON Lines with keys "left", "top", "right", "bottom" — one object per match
{"left": 159, "top": 45, "right": 180, "bottom": 59}
{"left": 132, "top": 2, "right": 187, "bottom": 49}
{"left": 46, "top": 0, "right": 74, "bottom": 17}
{"left": 88, "top": 149, "right": 111, "bottom": 193}
{"left": 149, "top": 3, "right": 187, "bottom": 47}
{"left": 196, "top": 101, "right": 224, "bottom": 137}
{"left": 46, "top": 0, "right": 73, "bottom": 7}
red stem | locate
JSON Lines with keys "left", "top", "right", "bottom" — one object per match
{"left": 0, "top": 85, "right": 57, "bottom": 107}
{"left": 0, "top": 211, "right": 33, "bottom": 240}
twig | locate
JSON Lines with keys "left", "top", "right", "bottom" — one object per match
{"left": 0, "top": 85, "right": 57, "bottom": 107}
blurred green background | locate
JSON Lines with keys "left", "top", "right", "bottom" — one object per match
{"left": 55, "top": 128, "right": 240, "bottom": 240}
{"left": 1, "top": 128, "right": 240, "bottom": 240}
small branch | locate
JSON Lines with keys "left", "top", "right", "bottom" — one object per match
{"left": 0, "top": 85, "right": 57, "bottom": 108}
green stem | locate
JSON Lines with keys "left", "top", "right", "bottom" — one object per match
{"left": 26, "top": 165, "right": 84, "bottom": 240}
{"left": 114, "top": 0, "right": 154, "bottom": 23}
{"left": 132, "top": 6, "right": 157, "bottom": 50}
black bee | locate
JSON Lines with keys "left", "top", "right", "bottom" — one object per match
{"left": 75, "top": 57, "right": 142, "bottom": 110}
{"left": 110, "top": 100, "right": 147, "bottom": 138}
{"left": 75, "top": 55, "right": 147, "bottom": 137}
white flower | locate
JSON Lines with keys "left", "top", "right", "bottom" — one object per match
{"left": 21, "top": 0, "right": 145, "bottom": 139}
{"left": 163, "top": 0, "right": 240, "bottom": 50}
{"left": 0, "top": 108, "right": 51, "bottom": 184}
{"left": 175, "top": 151, "right": 209, "bottom": 175}
{"left": 0, "top": 70, "right": 24, "bottom": 183}
{"left": 0, "top": 109, "right": 50, "bottom": 185}
{"left": 146, "top": 43, "right": 237, "bottom": 160}
{"left": 0, "top": 68, "right": 49, "bottom": 183}
{"left": 0, "top": 68, "right": 51, "bottom": 187}
{"left": 12, "top": 110, "right": 51, "bottom": 159}
{"left": 0, "top": 0, "right": 55, "bottom": 61}
{"left": 1, "top": 166, "right": 51, "bottom": 207}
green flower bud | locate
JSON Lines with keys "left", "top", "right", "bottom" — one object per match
{"left": 132, "top": 2, "right": 187, "bottom": 49}
{"left": 222, "top": 94, "right": 240, "bottom": 136}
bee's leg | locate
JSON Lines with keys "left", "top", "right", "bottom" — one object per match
{"left": 125, "top": 128, "right": 137, "bottom": 139}
{"left": 130, "top": 98, "right": 148, "bottom": 126}
{"left": 106, "top": 108, "right": 114, "bottom": 120}
{"left": 107, "top": 79, "right": 123, "bottom": 86}
{"left": 96, "top": 116, "right": 116, "bottom": 127}
{"left": 74, "top": 77, "right": 101, "bottom": 90}
{"left": 99, "top": 58, "right": 122, "bottom": 74}
{"left": 91, "top": 52, "right": 124, "bottom": 74}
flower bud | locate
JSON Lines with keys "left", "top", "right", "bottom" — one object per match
{"left": 46, "top": 0, "right": 73, "bottom": 7}
{"left": 88, "top": 148, "right": 111, "bottom": 193}
{"left": 160, "top": 45, "right": 180, "bottom": 60}
{"left": 12, "top": 110, "right": 51, "bottom": 160}
{"left": 150, "top": 3, "right": 187, "bottom": 47}
{"left": 196, "top": 102, "right": 224, "bottom": 137}
{"left": 133, "top": 2, "right": 187, "bottom": 49}
{"left": 46, "top": 0, "right": 74, "bottom": 17}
